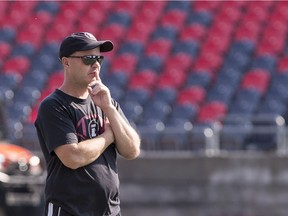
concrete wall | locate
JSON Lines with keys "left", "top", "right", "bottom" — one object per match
{"left": 118, "top": 151, "right": 288, "bottom": 216}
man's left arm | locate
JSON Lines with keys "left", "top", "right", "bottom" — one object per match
{"left": 105, "top": 106, "right": 141, "bottom": 159}
{"left": 89, "top": 80, "right": 141, "bottom": 160}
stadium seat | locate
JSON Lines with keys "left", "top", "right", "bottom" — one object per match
{"left": 99, "top": 24, "right": 126, "bottom": 43}
{"left": 107, "top": 12, "right": 131, "bottom": 26}
{"left": 145, "top": 38, "right": 173, "bottom": 59}
{"left": 177, "top": 86, "right": 206, "bottom": 106}
{"left": 163, "top": 53, "right": 193, "bottom": 73}
{"left": 0, "top": 73, "right": 22, "bottom": 90}
{"left": 257, "top": 97, "right": 287, "bottom": 116}
{"left": 186, "top": 11, "right": 212, "bottom": 26}
{"left": 0, "top": 27, "right": 16, "bottom": 43}
{"left": 128, "top": 70, "right": 157, "bottom": 90}
{"left": 224, "top": 50, "right": 251, "bottom": 71}
{"left": 151, "top": 26, "right": 177, "bottom": 41}
{"left": 234, "top": 20, "right": 260, "bottom": 42}
{"left": 229, "top": 40, "right": 255, "bottom": 56}
{"left": 2, "top": 56, "right": 31, "bottom": 77}
{"left": 266, "top": 73, "right": 288, "bottom": 102}
{"left": 158, "top": 72, "right": 186, "bottom": 89}
{"left": 241, "top": 69, "right": 270, "bottom": 94}
{"left": 179, "top": 23, "right": 207, "bottom": 42}
{"left": 229, "top": 88, "right": 262, "bottom": 116}
{"left": 216, "top": 66, "right": 242, "bottom": 88}
{"left": 277, "top": 56, "right": 288, "bottom": 73}
{"left": 121, "top": 100, "right": 143, "bottom": 123}
{"left": 109, "top": 53, "right": 138, "bottom": 75}
{"left": 13, "top": 86, "right": 41, "bottom": 105}
{"left": 21, "top": 69, "right": 48, "bottom": 90}
{"left": 152, "top": 86, "right": 177, "bottom": 104}
{"left": 108, "top": 85, "right": 125, "bottom": 102}
{"left": 118, "top": 41, "right": 143, "bottom": 55}
{"left": 173, "top": 40, "right": 199, "bottom": 57}
{"left": 185, "top": 71, "right": 212, "bottom": 89}
{"left": 35, "top": 1, "right": 60, "bottom": 14}
{"left": 159, "top": 9, "right": 187, "bottom": 30}
{"left": 193, "top": 1, "right": 221, "bottom": 13}
{"left": 206, "top": 84, "right": 235, "bottom": 105}
{"left": 137, "top": 55, "right": 164, "bottom": 72}
{"left": 216, "top": 1, "right": 244, "bottom": 22}
{"left": 112, "top": 1, "right": 140, "bottom": 16}
{"left": 168, "top": 103, "right": 198, "bottom": 122}
{"left": 123, "top": 88, "right": 150, "bottom": 105}
{"left": 11, "top": 43, "right": 35, "bottom": 57}
{"left": 193, "top": 51, "right": 223, "bottom": 72}
{"left": 0, "top": 41, "right": 11, "bottom": 59}
{"left": 251, "top": 54, "right": 276, "bottom": 73}
{"left": 166, "top": 1, "right": 192, "bottom": 12}
{"left": 196, "top": 101, "right": 228, "bottom": 123}
{"left": 141, "top": 101, "right": 171, "bottom": 123}
{"left": 201, "top": 33, "right": 231, "bottom": 54}
{"left": 0, "top": 2, "right": 9, "bottom": 20}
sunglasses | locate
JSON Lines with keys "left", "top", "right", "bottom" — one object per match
{"left": 68, "top": 55, "right": 104, "bottom": 66}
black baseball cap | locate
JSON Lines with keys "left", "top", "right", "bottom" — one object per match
{"left": 59, "top": 32, "right": 114, "bottom": 59}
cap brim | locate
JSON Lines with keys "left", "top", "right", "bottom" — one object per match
{"left": 80, "top": 40, "right": 114, "bottom": 53}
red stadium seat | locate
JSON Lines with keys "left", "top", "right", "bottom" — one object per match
{"left": 47, "top": 72, "right": 64, "bottom": 89}
{"left": 162, "top": 53, "right": 193, "bottom": 74}
{"left": 0, "top": 42, "right": 11, "bottom": 60}
{"left": 2, "top": 56, "right": 30, "bottom": 76}
{"left": 234, "top": 20, "right": 261, "bottom": 41}
{"left": 0, "top": 1, "right": 9, "bottom": 20}
{"left": 193, "top": 1, "right": 221, "bottom": 12}
{"left": 201, "top": 32, "right": 231, "bottom": 54}
{"left": 277, "top": 56, "right": 288, "bottom": 73}
{"left": 179, "top": 24, "right": 207, "bottom": 42}
{"left": 99, "top": 24, "right": 126, "bottom": 43}
{"left": 193, "top": 51, "right": 223, "bottom": 73}
{"left": 196, "top": 101, "right": 227, "bottom": 123}
{"left": 241, "top": 69, "right": 270, "bottom": 94}
{"left": 160, "top": 9, "right": 187, "bottom": 30}
{"left": 145, "top": 38, "right": 172, "bottom": 59}
{"left": 128, "top": 70, "right": 157, "bottom": 90}
{"left": 110, "top": 53, "right": 138, "bottom": 75}
{"left": 216, "top": 2, "right": 243, "bottom": 23}
{"left": 177, "top": 86, "right": 206, "bottom": 106}
{"left": 158, "top": 72, "right": 187, "bottom": 89}
{"left": 113, "top": 1, "right": 140, "bottom": 15}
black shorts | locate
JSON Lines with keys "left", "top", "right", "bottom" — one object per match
{"left": 45, "top": 202, "right": 73, "bottom": 216}
{"left": 45, "top": 202, "right": 121, "bottom": 216}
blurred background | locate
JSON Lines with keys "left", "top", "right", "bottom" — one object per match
{"left": 1, "top": 1, "right": 288, "bottom": 216}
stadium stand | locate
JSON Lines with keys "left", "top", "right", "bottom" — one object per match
{"left": 1, "top": 1, "right": 288, "bottom": 152}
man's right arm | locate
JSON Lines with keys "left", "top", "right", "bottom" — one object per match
{"left": 54, "top": 122, "right": 114, "bottom": 169}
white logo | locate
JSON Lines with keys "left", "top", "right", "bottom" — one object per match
{"left": 84, "top": 32, "right": 96, "bottom": 40}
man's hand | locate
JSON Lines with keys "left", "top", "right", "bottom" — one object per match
{"left": 88, "top": 81, "right": 113, "bottom": 110}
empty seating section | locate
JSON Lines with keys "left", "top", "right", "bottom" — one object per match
{"left": 1, "top": 1, "right": 288, "bottom": 151}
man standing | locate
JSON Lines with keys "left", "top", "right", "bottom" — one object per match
{"left": 35, "top": 32, "right": 141, "bottom": 216}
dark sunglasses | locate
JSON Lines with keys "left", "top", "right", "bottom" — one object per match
{"left": 68, "top": 55, "right": 104, "bottom": 66}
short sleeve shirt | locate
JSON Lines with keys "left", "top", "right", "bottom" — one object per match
{"left": 35, "top": 89, "right": 122, "bottom": 216}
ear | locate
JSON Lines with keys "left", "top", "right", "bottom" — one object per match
{"left": 62, "top": 57, "right": 69, "bottom": 67}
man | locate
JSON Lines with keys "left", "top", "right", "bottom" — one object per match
{"left": 35, "top": 32, "right": 141, "bottom": 216}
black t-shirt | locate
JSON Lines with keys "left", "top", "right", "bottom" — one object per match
{"left": 35, "top": 89, "right": 123, "bottom": 216}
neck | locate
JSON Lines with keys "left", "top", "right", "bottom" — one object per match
{"left": 59, "top": 83, "right": 89, "bottom": 99}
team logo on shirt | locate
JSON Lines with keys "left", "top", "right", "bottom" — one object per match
{"left": 76, "top": 114, "right": 104, "bottom": 140}
{"left": 88, "top": 119, "right": 100, "bottom": 138}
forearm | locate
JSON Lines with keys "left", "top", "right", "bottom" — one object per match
{"left": 74, "top": 133, "right": 112, "bottom": 167}
{"left": 55, "top": 127, "right": 114, "bottom": 169}
{"left": 105, "top": 106, "right": 141, "bottom": 160}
